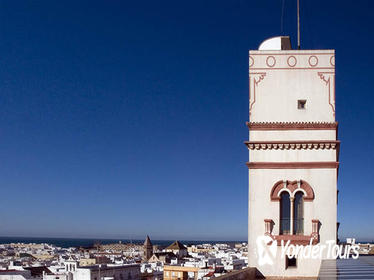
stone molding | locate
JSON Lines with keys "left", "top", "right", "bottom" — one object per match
{"left": 246, "top": 162, "right": 339, "bottom": 169}
{"left": 246, "top": 121, "right": 338, "bottom": 131}
{"left": 270, "top": 180, "right": 315, "bottom": 201}
{"left": 245, "top": 140, "right": 339, "bottom": 150}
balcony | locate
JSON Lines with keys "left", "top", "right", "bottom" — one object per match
{"left": 264, "top": 219, "right": 320, "bottom": 246}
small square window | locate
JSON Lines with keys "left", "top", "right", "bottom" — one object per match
{"left": 298, "top": 100, "right": 306, "bottom": 109}
{"left": 286, "top": 256, "right": 297, "bottom": 269}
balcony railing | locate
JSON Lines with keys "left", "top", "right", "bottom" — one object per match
{"left": 264, "top": 219, "right": 320, "bottom": 246}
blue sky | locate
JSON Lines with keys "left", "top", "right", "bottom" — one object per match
{"left": 0, "top": 0, "right": 373, "bottom": 241}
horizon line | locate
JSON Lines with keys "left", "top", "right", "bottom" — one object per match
{"left": 0, "top": 235, "right": 247, "bottom": 243}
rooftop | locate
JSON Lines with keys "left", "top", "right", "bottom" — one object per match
{"left": 318, "top": 255, "right": 374, "bottom": 279}
{"left": 165, "top": 241, "right": 187, "bottom": 251}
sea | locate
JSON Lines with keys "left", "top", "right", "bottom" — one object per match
{"left": 0, "top": 237, "right": 245, "bottom": 248}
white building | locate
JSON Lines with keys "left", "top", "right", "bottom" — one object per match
{"left": 0, "top": 270, "right": 32, "bottom": 280}
{"left": 72, "top": 264, "right": 140, "bottom": 280}
{"left": 247, "top": 36, "right": 338, "bottom": 277}
{"left": 346, "top": 238, "right": 356, "bottom": 245}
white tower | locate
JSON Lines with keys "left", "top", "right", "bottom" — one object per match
{"left": 247, "top": 36, "right": 338, "bottom": 277}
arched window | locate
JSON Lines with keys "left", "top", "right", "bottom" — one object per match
{"left": 293, "top": 192, "right": 304, "bottom": 235}
{"left": 280, "top": 192, "right": 291, "bottom": 234}
{"left": 271, "top": 180, "right": 314, "bottom": 236}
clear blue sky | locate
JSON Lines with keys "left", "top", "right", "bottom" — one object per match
{"left": 0, "top": 0, "right": 373, "bottom": 241}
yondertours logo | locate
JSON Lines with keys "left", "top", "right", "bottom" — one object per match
{"left": 256, "top": 235, "right": 360, "bottom": 266}
{"left": 257, "top": 235, "right": 277, "bottom": 265}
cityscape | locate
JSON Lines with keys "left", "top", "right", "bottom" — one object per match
{"left": 0, "top": 237, "right": 373, "bottom": 279}
{"left": 1, "top": 0, "right": 374, "bottom": 279}
{"left": 0, "top": 237, "right": 249, "bottom": 279}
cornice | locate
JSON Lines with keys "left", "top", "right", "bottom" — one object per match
{"left": 246, "top": 162, "right": 339, "bottom": 169}
{"left": 244, "top": 140, "right": 340, "bottom": 150}
{"left": 246, "top": 121, "right": 338, "bottom": 131}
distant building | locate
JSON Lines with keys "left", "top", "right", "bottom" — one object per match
{"left": 64, "top": 259, "right": 78, "bottom": 273}
{"left": 152, "top": 245, "right": 159, "bottom": 253}
{"left": 143, "top": 236, "right": 153, "bottom": 262}
{"left": 0, "top": 270, "right": 32, "bottom": 280}
{"left": 187, "top": 246, "right": 212, "bottom": 254}
{"left": 79, "top": 258, "right": 96, "bottom": 267}
{"left": 24, "top": 266, "right": 53, "bottom": 278}
{"left": 346, "top": 238, "right": 356, "bottom": 245}
{"left": 99, "top": 243, "right": 142, "bottom": 253}
{"left": 164, "top": 241, "right": 187, "bottom": 259}
{"left": 140, "top": 262, "right": 163, "bottom": 280}
{"left": 163, "top": 265, "right": 199, "bottom": 280}
{"left": 147, "top": 252, "right": 176, "bottom": 264}
{"left": 73, "top": 264, "right": 140, "bottom": 280}
{"left": 43, "top": 272, "right": 69, "bottom": 280}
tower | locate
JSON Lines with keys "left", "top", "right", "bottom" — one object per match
{"left": 143, "top": 235, "right": 153, "bottom": 262}
{"left": 247, "top": 36, "right": 338, "bottom": 277}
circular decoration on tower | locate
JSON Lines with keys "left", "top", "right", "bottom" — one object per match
{"left": 308, "top": 55, "right": 319, "bottom": 67}
{"left": 249, "top": 56, "right": 254, "bottom": 67}
{"left": 266, "top": 56, "right": 276, "bottom": 67}
{"left": 287, "top": 56, "right": 297, "bottom": 67}
{"left": 330, "top": 55, "right": 335, "bottom": 66}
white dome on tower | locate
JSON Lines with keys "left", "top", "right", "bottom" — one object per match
{"left": 258, "top": 36, "right": 292, "bottom": 50}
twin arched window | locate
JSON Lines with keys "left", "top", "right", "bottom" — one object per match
{"left": 271, "top": 180, "right": 314, "bottom": 235}
{"left": 280, "top": 191, "right": 304, "bottom": 235}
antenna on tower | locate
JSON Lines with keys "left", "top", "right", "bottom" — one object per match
{"left": 280, "top": 0, "right": 285, "bottom": 34}
{"left": 297, "top": 0, "right": 301, "bottom": 49}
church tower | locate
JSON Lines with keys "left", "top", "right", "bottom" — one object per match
{"left": 247, "top": 36, "right": 338, "bottom": 277}
{"left": 143, "top": 235, "right": 153, "bottom": 262}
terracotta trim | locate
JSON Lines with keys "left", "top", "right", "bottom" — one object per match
{"left": 264, "top": 218, "right": 321, "bottom": 246}
{"left": 287, "top": 56, "right": 297, "bottom": 67}
{"left": 330, "top": 56, "right": 335, "bottom": 66}
{"left": 249, "top": 73, "right": 266, "bottom": 116}
{"left": 250, "top": 67, "right": 334, "bottom": 70}
{"left": 246, "top": 121, "right": 338, "bottom": 130}
{"left": 249, "top": 56, "right": 254, "bottom": 67}
{"left": 266, "top": 56, "right": 276, "bottom": 67}
{"left": 249, "top": 53, "right": 334, "bottom": 70}
{"left": 245, "top": 140, "right": 340, "bottom": 150}
{"left": 246, "top": 162, "right": 339, "bottom": 169}
{"left": 270, "top": 180, "right": 314, "bottom": 201}
{"left": 249, "top": 52, "right": 334, "bottom": 56}
{"left": 308, "top": 55, "right": 319, "bottom": 67}
{"left": 317, "top": 72, "right": 336, "bottom": 116}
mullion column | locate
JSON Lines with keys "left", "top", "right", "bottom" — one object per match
{"left": 290, "top": 197, "right": 294, "bottom": 235}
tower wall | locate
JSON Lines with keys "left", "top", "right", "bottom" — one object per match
{"left": 247, "top": 47, "right": 338, "bottom": 277}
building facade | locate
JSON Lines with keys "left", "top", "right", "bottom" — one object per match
{"left": 165, "top": 241, "right": 188, "bottom": 259}
{"left": 74, "top": 264, "right": 140, "bottom": 280}
{"left": 163, "top": 265, "right": 199, "bottom": 280}
{"left": 247, "top": 36, "right": 339, "bottom": 277}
